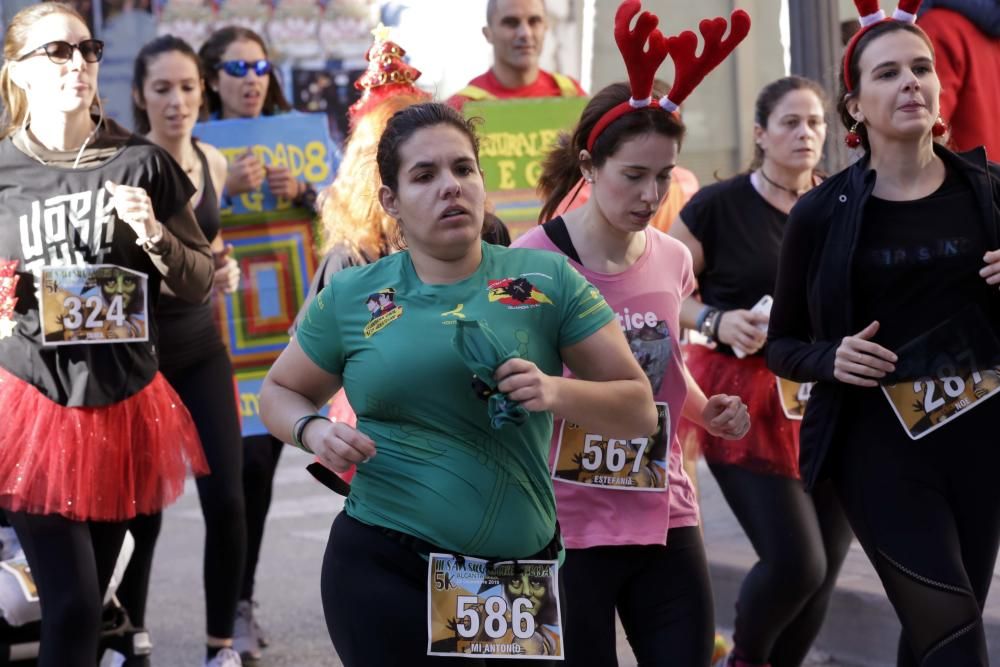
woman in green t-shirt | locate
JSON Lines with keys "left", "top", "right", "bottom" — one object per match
{"left": 260, "top": 102, "right": 658, "bottom": 665}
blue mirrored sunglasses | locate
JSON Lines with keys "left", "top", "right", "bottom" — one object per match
{"left": 216, "top": 59, "right": 272, "bottom": 78}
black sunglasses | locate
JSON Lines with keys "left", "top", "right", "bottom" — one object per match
{"left": 216, "top": 59, "right": 272, "bottom": 78}
{"left": 17, "top": 39, "right": 104, "bottom": 64}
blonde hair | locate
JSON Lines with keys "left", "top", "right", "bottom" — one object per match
{"left": 319, "top": 91, "right": 428, "bottom": 256}
{"left": 1, "top": 2, "right": 94, "bottom": 139}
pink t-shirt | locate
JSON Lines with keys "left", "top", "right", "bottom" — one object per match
{"left": 513, "top": 224, "right": 700, "bottom": 549}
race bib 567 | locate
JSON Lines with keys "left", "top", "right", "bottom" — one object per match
{"left": 552, "top": 402, "right": 669, "bottom": 491}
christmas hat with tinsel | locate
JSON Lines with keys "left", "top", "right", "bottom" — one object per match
{"left": 843, "top": 0, "right": 923, "bottom": 91}
{"left": 348, "top": 24, "right": 426, "bottom": 127}
{"left": 586, "top": 0, "right": 751, "bottom": 151}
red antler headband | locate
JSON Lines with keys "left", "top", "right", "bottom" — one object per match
{"left": 843, "top": 0, "right": 922, "bottom": 92}
{"left": 586, "top": 0, "right": 751, "bottom": 152}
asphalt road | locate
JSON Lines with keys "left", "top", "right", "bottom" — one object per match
{"left": 134, "top": 449, "right": 853, "bottom": 667}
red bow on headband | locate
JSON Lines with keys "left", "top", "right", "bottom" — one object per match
{"left": 586, "top": 0, "right": 751, "bottom": 151}
{"left": 843, "top": 0, "right": 923, "bottom": 91}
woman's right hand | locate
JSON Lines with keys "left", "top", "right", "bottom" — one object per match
{"left": 302, "top": 419, "right": 377, "bottom": 473}
{"left": 212, "top": 244, "right": 240, "bottom": 294}
{"left": 834, "top": 321, "right": 897, "bottom": 387}
{"left": 226, "top": 151, "right": 266, "bottom": 196}
{"left": 717, "top": 309, "right": 769, "bottom": 356}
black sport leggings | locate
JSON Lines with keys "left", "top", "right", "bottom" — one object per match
{"left": 709, "top": 464, "right": 853, "bottom": 667}
{"left": 118, "top": 350, "right": 247, "bottom": 639}
{"left": 322, "top": 512, "right": 563, "bottom": 666}
{"left": 240, "top": 433, "right": 283, "bottom": 601}
{"left": 7, "top": 511, "right": 127, "bottom": 667}
{"left": 832, "top": 421, "right": 1000, "bottom": 667}
{"left": 561, "top": 526, "right": 714, "bottom": 667}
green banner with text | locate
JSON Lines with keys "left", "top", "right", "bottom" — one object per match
{"left": 464, "top": 97, "right": 588, "bottom": 239}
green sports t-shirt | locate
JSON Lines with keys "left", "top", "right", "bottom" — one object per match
{"left": 297, "top": 242, "right": 614, "bottom": 558}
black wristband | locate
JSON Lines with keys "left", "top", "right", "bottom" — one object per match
{"left": 293, "top": 183, "right": 318, "bottom": 211}
{"left": 699, "top": 307, "right": 721, "bottom": 343}
{"left": 292, "top": 413, "right": 330, "bottom": 453}
{"left": 711, "top": 310, "right": 725, "bottom": 343}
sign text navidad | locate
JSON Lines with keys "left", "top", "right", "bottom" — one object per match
{"left": 219, "top": 141, "right": 330, "bottom": 212}
{"left": 193, "top": 113, "right": 339, "bottom": 216}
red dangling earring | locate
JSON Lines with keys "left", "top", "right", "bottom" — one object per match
{"left": 932, "top": 116, "right": 947, "bottom": 137}
{"left": 845, "top": 121, "right": 862, "bottom": 148}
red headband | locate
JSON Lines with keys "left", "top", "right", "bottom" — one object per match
{"left": 586, "top": 0, "right": 751, "bottom": 152}
{"left": 843, "top": 0, "right": 922, "bottom": 92}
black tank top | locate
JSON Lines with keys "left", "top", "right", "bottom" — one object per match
{"left": 156, "top": 142, "right": 226, "bottom": 372}
{"left": 192, "top": 142, "right": 221, "bottom": 243}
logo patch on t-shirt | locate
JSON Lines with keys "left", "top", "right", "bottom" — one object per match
{"left": 487, "top": 277, "right": 553, "bottom": 310}
{"left": 363, "top": 287, "right": 403, "bottom": 338}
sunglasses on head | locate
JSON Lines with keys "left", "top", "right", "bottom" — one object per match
{"left": 17, "top": 39, "right": 104, "bottom": 64}
{"left": 216, "top": 59, "right": 272, "bottom": 78}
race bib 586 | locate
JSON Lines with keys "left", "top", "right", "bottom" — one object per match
{"left": 427, "top": 554, "right": 562, "bottom": 660}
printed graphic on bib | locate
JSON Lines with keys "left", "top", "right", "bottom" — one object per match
{"left": 776, "top": 378, "right": 813, "bottom": 420}
{"left": 552, "top": 402, "right": 669, "bottom": 491}
{"left": 880, "top": 306, "right": 1000, "bottom": 440}
{"left": 40, "top": 265, "right": 148, "bottom": 346}
{"left": 427, "top": 554, "right": 563, "bottom": 660}
{"left": 362, "top": 287, "right": 403, "bottom": 338}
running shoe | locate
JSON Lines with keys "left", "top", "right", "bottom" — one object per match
{"left": 233, "top": 600, "right": 263, "bottom": 661}
{"left": 251, "top": 601, "right": 269, "bottom": 648}
{"left": 205, "top": 647, "right": 243, "bottom": 667}
{"left": 0, "top": 526, "right": 21, "bottom": 560}
{"left": 711, "top": 632, "right": 731, "bottom": 667}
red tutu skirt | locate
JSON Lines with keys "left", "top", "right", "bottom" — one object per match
{"left": 0, "top": 367, "right": 208, "bottom": 521}
{"left": 679, "top": 344, "right": 801, "bottom": 479}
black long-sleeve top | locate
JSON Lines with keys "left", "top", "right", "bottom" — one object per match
{"left": 766, "top": 144, "right": 1000, "bottom": 488}
{"left": 0, "top": 119, "right": 213, "bottom": 407}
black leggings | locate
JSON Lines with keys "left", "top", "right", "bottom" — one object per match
{"left": 322, "top": 512, "right": 563, "bottom": 666}
{"left": 833, "top": 422, "right": 1000, "bottom": 667}
{"left": 561, "top": 526, "right": 713, "bottom": 666}
{"left": 7, "top": 511, "right": 127, "bottom": 667}
{"left": 709, "top": 464, "right": 853, "bottom": 667}
{"left": 240, "top": 433, "right": 283, "bottom": 601}
{"left": 118, "top": 350, "right": 247, "bottom": 639}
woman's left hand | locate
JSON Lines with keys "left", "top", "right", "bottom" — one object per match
{"left": 702, "top": 394, "right": 750, "bottom": 440}
{"left": 980, "top": 249, "right": 1000, "bottom": 288}
{"left": 495, "top": 358, "right": 556, "bottom": 412}
{"left": 265, "top": 165, "right": 303, "bottom": 200}
{"left": 106, "top": 181, "right": 162, "bottom": 242}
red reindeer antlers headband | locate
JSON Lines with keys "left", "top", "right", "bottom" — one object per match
{"left": 843, "top": 0, "right": 923, "bottom": 92}
{"left": 586, "top": 0, "right": 751, "bottom": 152}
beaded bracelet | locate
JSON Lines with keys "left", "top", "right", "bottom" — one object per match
{"left": 292, "top": 413, "right": 330, "bottom": 453}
